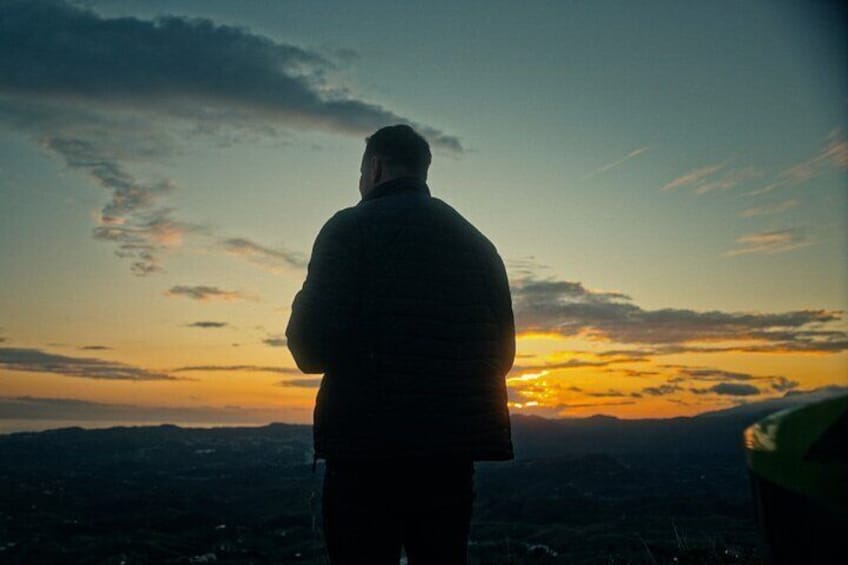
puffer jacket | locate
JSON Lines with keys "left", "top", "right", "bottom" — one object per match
{"left": 286, "top": 176, "right": 514, "bottom": 463}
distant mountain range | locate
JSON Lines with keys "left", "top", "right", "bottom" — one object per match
{"left": 4, "top": 386, "right": 844, "bottom": 461}
{"left": 509, "top": 386, "right": 848, "bottom": 459}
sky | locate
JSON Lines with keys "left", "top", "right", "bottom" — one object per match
{"left": 1, "top": 0, "right": 846, "bottom": 428}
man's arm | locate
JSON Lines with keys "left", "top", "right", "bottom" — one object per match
{"left": 491, "top": 248, "right": 516, "bottom": 377}
{"left": 286, "top": 210, "right": 361, "bottom": 374}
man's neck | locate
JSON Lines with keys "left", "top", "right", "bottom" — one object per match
{"left": 360, "top": 176, "right": 430, "bottom": 203}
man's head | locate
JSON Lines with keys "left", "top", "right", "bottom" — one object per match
{"left": 359, "top": 125, "right": 431, "bottom": 198}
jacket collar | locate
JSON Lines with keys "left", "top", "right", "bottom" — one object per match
{"left": 359, "top": 176, "right": 430, "bottom": 204}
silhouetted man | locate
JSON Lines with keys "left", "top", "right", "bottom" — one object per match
{"left": 286, "top": 125, "right": 514, "bottom": 564}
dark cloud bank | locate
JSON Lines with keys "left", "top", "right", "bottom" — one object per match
{"left": 165, "top": 285, "right": 252, "bottom": 302}
{"left": 511, "top": 276, "right": 847, "bottom": 354}
{"left": 0, "top": 0, "right": 460, "bottom": 275}
{"left": 186, "top": 321, "right": 229, "bottom": 329}
{"left": 0, "top": 347, "right": 178, "bottom": 381}
{"left": 506, "top": 273, "right": 845, "bottom": 404}
{"left": 0, "top": 396, "right": 288, "bottom": 424}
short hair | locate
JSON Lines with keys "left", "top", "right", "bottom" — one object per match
{"left": 365, "top": 125, "right": 432, "bottom": 179}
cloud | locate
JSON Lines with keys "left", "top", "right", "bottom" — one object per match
{"left": 506, "top": 257, "right": 554, "bottom": 280}
{"left": 511, "top": 275, "right": 846, "bottom": 352}
{"left": 507, "top": 398, "right": 636, "bottom": 416}
{"left": 642, "top": 384, "right": 683, "bottom": 396}
{"left": 662, "top": 163, "right": 724, "bottom": 191}
{"left": 0, "top": 395, "right": 303, "bottom": 424}
{"left": 693, "top": 167, "right": 760, "bottom": 195}
{"left": 603, "top": 368, "right": 660, "bottom": 378}
{"left": 725, "top": 228, "right": 813, "bottom": 256}
{"left": 668, "top": 367, "right": 760, "bottom": 383}
{"left": 579, "top": 146, "right": 649, "bottom": 181}
{"left": 80, "top": 345, "right": 111, "bottom": 350}
{"left": 29, "top": 131, "right": 202, "bottom": 276}
{"left": 0, "top": 0, "right": 460, "bottom": 275}
{"left": 772, "top": 376, "right": 800, "bottom": 392}
{"left": 186, "top": 321, "right": 229, "bottom": 329}
{"left": 0, "top": 0, "right": 461, "bottom": 151}
{"left": 745, "top": 129, "right": 848, "bottom": 196}
{"left": 744, "top": 181, "right": 787, "bottom": 197}
{"left": 560, "top": 400, "right": 637, "bottom": 409}
{"left": 583, "top": 389, "right": 629, "bottom": 398}
{"left": 173, "top": 365, "right": 300, "bottom": 375}
{"left": 691, "top": 383, "right": 761, "bottom": 396}
{"left": 784, "top": 385, "right": 848, "bottom": 399}
{"left": 780, "top": 129, "right": 848, "bottom": 184}
{"left": 510, "top": 358, "right": 614, "bottom": 375}
{"left": 740, "top": 199, "right": 799, "bottom": 218}
{"left": 165, "top": 285, "right": 253, "bottom": 302}
{"left": 0, "top": 347, "right": 179, "bottom": 380}
{"left": 42, "top": 136, "right": 174, "bottom": 219}
{"left": 666, "top": 366, "right": 799, "bottom": 394}
{"left": 507, "top": 348, "right": 652, "bottom": 379}
{"left": 662, "top": 162, "right": 761, "bottom": 194}
{"left": 220, "top": 237, "right": 307, "bottom": 273}
{"left": 93, "top": 208, "right": 198, "bottom": 275}
{"left": 277, "top": 377, "right": 322, "bottom": 388}
{"left": 263, "top": 335, "right": 287, "bottom": 348}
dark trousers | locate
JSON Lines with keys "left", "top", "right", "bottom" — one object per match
{"left": 321, "top": 456, "right": 475, "bottom": 565}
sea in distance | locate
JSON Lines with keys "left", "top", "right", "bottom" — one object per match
{"left": 0, "top": 419, "right": 268, "bottom": 435}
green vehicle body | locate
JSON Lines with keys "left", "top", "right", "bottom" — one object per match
{"left": 745, "top": 393, "right": 847, "bottom": 564}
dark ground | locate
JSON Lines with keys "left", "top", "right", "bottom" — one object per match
{"left": 0, "top": 414, "right": 769, "bottom": 564}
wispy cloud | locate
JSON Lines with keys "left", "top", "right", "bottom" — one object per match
{"left": 186, "top": 321, "right": 229, "bottom": 329}
{"left": 0, "top": 347, "right": 179, "bottom": 381}
{"left": 583, "top": 389, "right": 630, "bottom": 398}
{"left": 263, "top": 335, "right": 287, "bottom": 348}
{"left": 277, "top": 377, "right": 322, "bottom": 388}
{"left": 744, "top": 181, "right": 786, "bottom": 197}
{"left": 165, "top": 285, "right": 254, "bottom": 302}
{"left": 36, "top": 135, "right": 200, "bottom": 275}
{"left": 557, "top": 400, "right": 637, "bottom": 410}
{"left": 662, "top": 162, "right": 760, "bottom": 194}
{"left": 740, "top": 199, "right": 799, "bottom": 218}
{"left": 603, "top": 368, "right": 659, "bottom": 378}
{"left": 0, "top": 396, "right": 302, "bottom": 423}
{"left": 693, "top": 167, "right": 760, "bottom": 194}
{"left": 662, "top": 163, "right": 724, "bottom": 191}
{"left": 220, "top": 238, "right": 307, "bottom": 273}
{"left": 173, "top": 365, "right": 300, "bottom": 375}
{"left": 510, "top": 358, "right": 616, "bottom": 375}
{"left": 725, "top": 228, "right": 813, "bottom": 256}
{"left": 80, "top": 345, "right": 111, "bottom": 351}
{"left": 641, "top": 384, "right": 683, "bottom": 397}
{"left": 579, "top": 146, "right": 649, "bottom": 181}
{"left": 93, "top": 208, "right": 198, "bottom": 275}
{"left": 666, "top": 366, "right": 799, "bottom": 394}
{"left": 745, "top": 129, "right": 848, "bottom": 196}
{"left": 691, "top": 383, "right": 760, "bottom": 396}
{"left": 780, "top": 129, "right": 848, "bottom": 184}
{"left": 772, "top": 377, "right": 800, "bottom": 392}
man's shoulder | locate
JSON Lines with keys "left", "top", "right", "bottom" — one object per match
{"left": 319, "top": 205, "right": 360, "bottom": 235}
{"left": 429, "top": 197, "right": 500, "bottom": 253}
{"left": 310, "top": 206, "right": 362, "bottom": 255}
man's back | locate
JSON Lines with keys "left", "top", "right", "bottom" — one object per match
{"left": 286, "top": 176, "right": 515, "bottom": 463}
{"left": 286, "top": 124, "right": 514, "bottom": 564}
